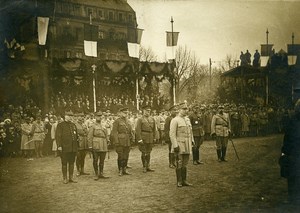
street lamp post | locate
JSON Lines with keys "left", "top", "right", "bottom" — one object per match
{"left": 91, "top": 64, "right": 97, "bottom": 112}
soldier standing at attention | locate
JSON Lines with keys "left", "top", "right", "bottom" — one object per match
{"left": 74, "top": 113, "right": 89, "bottom": 176}
{"left": 56, "top": 112, "right": 79, "bottom": 184}
{"left": 170, "top": 102, "right": 193, "bottom": 187}
{"left": 164, "top": 105, "right": 178, "bottom": 168}
{"left": 189, "top": 105, "right": 205, "bottom": 165}
{"left": 88, "top": 112, "right": 110, "bottom": 180}
{"left": 211, "top": 105, "right": 231, "bottom": 162}
{"left": 111, "top": 106, "right": 134, "bottom": 176}
{"left": 135, "top": 105, "right": 157, "bottom": 173}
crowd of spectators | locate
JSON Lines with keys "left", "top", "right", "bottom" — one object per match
{"left": 0, "top": 96, "right": 293, "bottom": 158}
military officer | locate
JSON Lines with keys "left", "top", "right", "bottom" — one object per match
{"left": 170, "top": 102, "right": 193, "bottom": 187}
{"left": 189, "top": 105, "right": 205, "bottom": 165}
{"left": 74, "top": 113, "right": 89, "bottom": 176}
{"left": 88, "top": 111, "right": 110, "bottom": 180}
{"left": 135, "top": 105, "right": 157, "bottom": 173}
{"left": 111, "top": 106, "right": 134, "bottom": 176}
{"left": 211, "top": 105, "right": 231, "bottom": 162}
{"left": 56, "top": 111, "right": 79, "bottom": 184}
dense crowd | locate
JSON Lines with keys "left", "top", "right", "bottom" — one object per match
{"left": 0, "top": 99, "right": 292, "bottom": 158}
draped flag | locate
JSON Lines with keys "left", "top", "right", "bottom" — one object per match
{"left": 166, "top": 31, "right": 179, "bottom": 46}
{"left": 37, "top": 17, "right": 49, "bottom": 45}
{"left": 287, "top": 44, "right": 300, "bottom": 55}
{"left": 261, "top": 44, "right": 274, "bottom": 56}
{"left": 84, "top": 24, "right": 98, "bottom": 57}
{"left": 127, "top": 28, "right": 143, "bottom": 58}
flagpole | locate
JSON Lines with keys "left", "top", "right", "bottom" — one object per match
{"left": 171, "top": 17, "right": 176, "bottom": 105}
{"left": 92, "top": 64, "right": 97, "bottom": 112}
{"left": 266, "top": 29, "right": 269, "bottom": 106}
{"left": 292, "top": 32, "right": 295, "bottom": 102}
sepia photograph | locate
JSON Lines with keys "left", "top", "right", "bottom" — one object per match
{"left": 0, "top": 0, "right": 300, "bottom": 212}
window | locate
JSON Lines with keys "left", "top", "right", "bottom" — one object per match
{"left": 62, "top": 3, "right": 69, "bottom": 14}
{"left": 128, "top": 14, "right": 133, "bottom": 22}
{"left": 76, "top": 28, "right": 83, "bottom": 41}
{"left": 98, "top": 9, "right": 104, "bottom": 19}
{"left": 108, "top": 11, "right": 114, "bottom": 21}
{"left": 87, "top": 7, "right": 93, "bottom": 17}
{"left": 119, "top": 13, "right": 123, "bottom": 22}
{"left": 76, "top": 52, "right": 83, "bottom": 58}
{"left": 98, "top": 31, "right": 104, "bottom": 39}
{"left": 65, "top": 51, "right": 71, "bottom": 58}
{"left": 73, "top": 5, "right": 81, "bottom": 16}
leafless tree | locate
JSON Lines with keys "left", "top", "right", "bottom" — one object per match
{"left": 217, "top": 54, "right": 239, "bottom": 72}
{"left": 139, "top": 46, "right": 157, "bottom": 62}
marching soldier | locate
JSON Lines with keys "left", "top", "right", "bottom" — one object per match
{"left": 74, "top": 113, "right": 89, "bottom": 176}
{"left": 211, "top": 105, "right": 231, "bottom": 162}
{"left": 189, "top": 105, "right": 205, "bottom": 165}
{"left": 88, "top": 112, "right": 110, "bottom": 180}
{"left": 111, "top": 106, "right": 134, "bottom": 176}
{"left": 170, "top": 102, "right": 193, "bottom": 187}
{"left": 135, "top": 105, "right": 157, "bottom": 173}
{"left": 56, "top": 112, "right": 79, "bottom": 184}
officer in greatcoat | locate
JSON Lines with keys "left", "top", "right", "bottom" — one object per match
{"left": 135, "top": 105, "right": 157, "bottom": 173}
{"left": 170, "top": 102, "right": 193, "bottom": 187}
{"left": 56, "top": 112, "right": 79, "bottom": 184}
{"left": 111, "top": 106, "right": 134, "bottom": 176}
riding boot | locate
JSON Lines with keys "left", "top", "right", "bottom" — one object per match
{"left": 122, "top": 159, "right": 131, "bottom": 175}
{"left": 99, "top": 164, "right": 109, "bottom": 178}
{"left": 217, "top": 149, "right": 222, "bottom": 162}
{"left": 69, "top": 164, "right": 77, "bottom": 183}
{"left": 119, "top": 160, "right": 123, "bottom": 176}
{"left": 142, "top": 154, "right": 147, "bottom": 173}
{"left": 81, "top": 164, "right": 89, "bottom": 175}
{"left": 146, "top": 155, "right": 154, "bottom": 172}
{"left": 76, "top": 157, "right": 81, "bottom": 176}
{"left": 182, "top": 167, "right": 192, "bottom": 186}
{"left": 169, "top": 153, "right": 175, "bottom": 168}
{"left": 221, "top": 147, "right": 227, "bottom": 162}
{"left": 62, "top": 165, "right": 68, "bottom": 184}
{"left": 94, "top": 164, "right": 99, "bottom": 180}
{"left": 176, "top": 168, "right": 183, "bottom": 187}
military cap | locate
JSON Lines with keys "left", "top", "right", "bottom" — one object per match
{"left": 65, "top": 111, "right": 73, "bottom": 116}
{"left": 119, "top": 107, "right": 129, "bottom": 112}
{"left": 77, "top": 112, "right": 84, "bottom": 117}
{"left": 141, "top": 105, "right": 151, "bottom": 110}
{"left": 178, "top": 102, "right": 188, "bottom": 109}
{"left": 95, "top": 111, "right": 103, "bottom": 116}
{"left": 218, "top": 105, "right": 225, "bottom": 109}
{"left": 169, "top": 105, "right": 177, "bottom": 111}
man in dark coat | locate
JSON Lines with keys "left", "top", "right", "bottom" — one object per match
{"left": 56, "top": 112, "right": 79, "bottom": 184}
{"left": 281, "top": 99, "right": 300, "bottom": 204}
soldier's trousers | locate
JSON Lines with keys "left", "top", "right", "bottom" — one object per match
{"left": 60, "top": 152, "right": 76, "bottom": 179}
{"left": 139, "top": 143, "right": 153, "bottom": 168}
{"left": 192, "top": 136, "right": 203, "bottom": 161}
{"left": 92, "top": 151, "right": 106, "bottom": 174}
{"left": 175, "top": 153, "right": 190, "bottom": 169}
{"left": 115, "top": 146, "right": 130, "bottom": 169}
{"left": 76, "top": 150, "right": 86, "bottom": 172}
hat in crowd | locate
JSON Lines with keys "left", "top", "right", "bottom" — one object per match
{"left": 95, "top": 111, "right": 103, "bottom": 116}
{"left": 65, "top": 111, "right": 73, "bottom": 116}
{"left": 77, "top": 112, "right": 84, "bottom": 117}
{"left": 169, "top": 105, "right": 178, "bottom": 111}
{"left": 119, "top": 107, "right": 129, "bottom": 112}
{"left": 4, "top": 118, "right": 11, "bottom": 123}
{"left": 218, "top": 105, "right": 224, "bottom": 109}
{"left": 141, "top": 105, "right": 151, "bottom": 110}
{"left": 178, "top": 102, "right": 188, "bottom": 109}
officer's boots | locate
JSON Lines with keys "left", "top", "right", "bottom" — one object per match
{"left": 169, "top": 153, "right": 175, "bottom": 168}
{"left": 176, "top": 168, "right": 182, "bottom": 187}
{"left": 146, "top": 155, "right": 155, "bottom": 172}
{"left": 142, "top": 155, "right": 147, "bottom": 173}
{"left": 221, "top": 147, "right": 227, "bottom": 162}
{"left": 62, "top": 165, "right": 68, "bottom": 184}
{"left": 217, "top": 149, "right": 222, "bottom": 162}
{"left": 122, "top": 160, "right": 131, "bottom": 175}
{"left": 99, "top": 164, "right": 109, "bottom": 178}
{"left": 69, "top": 164, "right": 77, "bottom": 183}
{"left": 181, "top": 167, "right": 192, "bottom": 186}
{"left": 94, "top": 167, "right": 99, "bottom": 180}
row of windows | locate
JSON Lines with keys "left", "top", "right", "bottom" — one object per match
{"left": 56, "top": 2, "right": 135, "bottom": 24}
{"left": 52, "top": 50, "right": 128, "bottom": 60}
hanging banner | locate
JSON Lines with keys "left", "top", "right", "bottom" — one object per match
{"left": 260, "top": 44, "right": 274, "bottom": 56}
{"left": 84, "top": 24, "right": 98, "bottom": 57}
{"left": 287, "top": 44, "right": 300, "bottom": 55}
{"left": 37, "top": 17, "right": 49, "bottom": 45}
{"left": 128, "top": 28, "right": 144, "bottom": 44}
{"left": 127, "top": 43, "right": 140, "bottom": 58}
{"left": 166, "top": 31, "right": 179, "bottom": 46}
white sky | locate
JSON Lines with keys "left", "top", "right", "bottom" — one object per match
{"left": 128, "top": 0, "right": 300, "bottom": 65}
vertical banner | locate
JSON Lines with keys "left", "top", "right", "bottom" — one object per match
{"left": 260, "top": 44, "right": 274, "bottom": 56}
{"left": 37, "top": 17, "right": 49, "bottom": 45}
{"left": 84, "top": 24, "right": 98, "bottom": 57}
{"left": 127, "top": 43, "right": 140, "bottom": 58}
{"left": 166, "top": 31, "right": 179, "bottom": 46}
